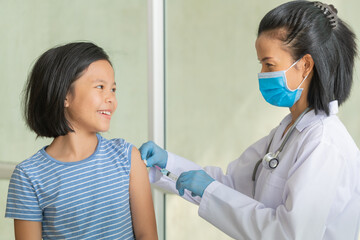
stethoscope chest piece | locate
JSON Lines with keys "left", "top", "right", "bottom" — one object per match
{"left": 262, "top": 152, "right": 279, "bottom": 169}
{"left": 252, "top": 107, "right": 312, "bottom": 197}
{"left": 260, "top": 107, "right": 312, "bottom": 171}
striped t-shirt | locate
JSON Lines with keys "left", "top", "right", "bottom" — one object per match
{"left": 6, "top": 134, "right": 135, "bottom": 240}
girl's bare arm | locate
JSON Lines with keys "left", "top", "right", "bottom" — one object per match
{"left": 129, "top": 146, "right": 158, "bottom": 239}
{"left": 14, "top": 219, "right": 42, "bottom": 240}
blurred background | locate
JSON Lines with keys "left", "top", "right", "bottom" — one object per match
{"left": 0, "top": 0, "right": 359, "bottom": 239}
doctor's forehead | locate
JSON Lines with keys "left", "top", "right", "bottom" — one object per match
{"left": 255, "top": 32, "right": 291, "bottom": 61}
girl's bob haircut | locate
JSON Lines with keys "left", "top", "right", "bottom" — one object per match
{"left": 24, "top": 42, "right": 111, "bottom": 138}
{"left": 258, "top": 1, "right": 357, "bottom": 115}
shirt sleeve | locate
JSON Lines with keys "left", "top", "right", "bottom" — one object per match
{"left": 5, "top": 165, "right": 42, "bottom": 221}
{"left": 198, "top": 140, "right": 345, "bottom": 239}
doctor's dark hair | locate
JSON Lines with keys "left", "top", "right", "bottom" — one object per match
{"left": 24, "top": 42, "right": 111, "bottom": 138}
{"left": 258, "top": 1, "right": 357, "bottom": 115}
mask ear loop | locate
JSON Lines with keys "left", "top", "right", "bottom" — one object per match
{"left": 296, "top": 73, "right": 309, "bottom": 90}
{"left": 284, "top": 58, "right": 309, "bottom": 91}
{"left": 285, "top": 58, "right": 301, "bottom": 72}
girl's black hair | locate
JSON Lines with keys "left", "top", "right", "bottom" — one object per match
{"left": 258, "top": 1, "right": 357, "bottom": 115}
{"left": 24, "top": 42, "right": 111, "bottom": 138}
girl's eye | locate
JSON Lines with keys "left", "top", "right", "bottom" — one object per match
{"left": 111, "top": 88, "right": 117, "bottom": 93}
{"left": 96, "top": 85, "right": 104, "bottom": 89}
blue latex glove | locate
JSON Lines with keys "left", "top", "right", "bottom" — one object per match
{"left": 176, "top": 170, "right": 215, "bottom": 197}
{"left": 139, "top": 141, "right": 168, "bottom": 169}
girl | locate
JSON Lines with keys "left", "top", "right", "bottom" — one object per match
{"left": 140, "top": 1, "right": 360, "bottom": 239}
{"left": 6, "top": 42, "right": 157, "bottom": 239}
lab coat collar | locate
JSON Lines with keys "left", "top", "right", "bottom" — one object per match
{"left": 280, "top": 100, "right": 339, "bottom": 132}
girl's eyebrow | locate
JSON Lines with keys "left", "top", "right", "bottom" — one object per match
{"left": 93, "top": 79, "right": 116, "bottom": 85}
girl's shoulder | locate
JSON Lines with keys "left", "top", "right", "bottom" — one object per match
{"left": 11, "top": 148, "right": 50, "bottom": 183}
{"left": 99, "top": 135, "right": 135, "bottom": 164}
{"left": 16, "top": 148, "right": 47, "bottom": 171}
{"left": 100, "top": 135, "right": 134, "bottom": 151}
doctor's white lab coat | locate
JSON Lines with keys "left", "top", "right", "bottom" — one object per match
{"left": 149, "top": 101, "right": 360, "bottom": 240}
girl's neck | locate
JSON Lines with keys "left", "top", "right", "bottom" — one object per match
{"left": 46, "top": 131, "right": 99, "bottom": 162}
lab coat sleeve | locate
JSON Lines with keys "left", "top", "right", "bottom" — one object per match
{"left": 198, "top": 140, "right": 345, "bottom": 240}
{"left": 149, "top": 151, "right": 204, "bottom": 204}
{"left": 202, "top": 131, "right": 275, "bottom": 197}
{"left": 149, "top": 132, "right": 274, "bottom": 205}
{"left": 148, "top": 153, "right": 241, "bottom": 205}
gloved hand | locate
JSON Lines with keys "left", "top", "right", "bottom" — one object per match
{"left": 176, "top": 170, "right": 215, "bottom": 197}
{"left": 139, "top": 141, "right": 168, "bottom": 169}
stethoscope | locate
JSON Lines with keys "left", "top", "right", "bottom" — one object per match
{"left": 251, "top": 107, "right": 311, "bottom": 196}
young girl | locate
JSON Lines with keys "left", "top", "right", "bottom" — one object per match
{"left": 6, "top": 42, "right": 157, "bottom": 239}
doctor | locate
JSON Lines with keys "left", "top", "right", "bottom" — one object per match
{"left": 140, "top": 1, "right": 360, "bottom": 239}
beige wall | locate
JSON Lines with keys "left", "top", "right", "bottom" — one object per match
{"left": 165, "top": 0, "right": 360, "bottom": 239}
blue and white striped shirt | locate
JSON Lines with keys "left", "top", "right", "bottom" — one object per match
{"left": 6, "top": 134, "right": 135, "bottom": 239}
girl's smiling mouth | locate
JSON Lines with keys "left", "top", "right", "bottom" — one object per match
{"left": 98, "top": 110, "right": 112, "bottom": 119}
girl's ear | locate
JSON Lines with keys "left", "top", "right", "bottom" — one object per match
{"left": 64, "top": 89, "right": 73, "bottom": 108}
{"left": 302, "top": 54, "right": 314, "bottom": 78}
{"left": 64, "top": 96, "right": 70, "bottom": 108}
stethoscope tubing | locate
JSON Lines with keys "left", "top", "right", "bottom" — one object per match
{"left": 251, "top": 107, "right": 312, "bottom": 196}
{"left": 277, "top": 107, "right": 311, "bottom": 153}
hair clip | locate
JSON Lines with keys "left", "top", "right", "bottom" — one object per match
{"left": 314, "top": 2, "right": 338, "bottom": 29}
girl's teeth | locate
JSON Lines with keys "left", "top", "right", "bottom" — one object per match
{"left": 99, "top": 111, "right": 110, "bottom": 115}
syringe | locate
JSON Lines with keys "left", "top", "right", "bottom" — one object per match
{"left": 154, "top": 165, "right": 178, "bottom": 182}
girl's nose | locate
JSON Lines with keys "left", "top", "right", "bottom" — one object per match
{"left": 105, "top": 91, "right": 116, "bottom": 103}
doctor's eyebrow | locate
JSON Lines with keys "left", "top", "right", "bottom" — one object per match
{"left": 259, "top": 57, "right": 274, "bottom": 63}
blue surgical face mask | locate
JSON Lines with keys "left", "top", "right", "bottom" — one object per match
{"left": 258, "top": 59, "right": 309, "bottom": 108}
